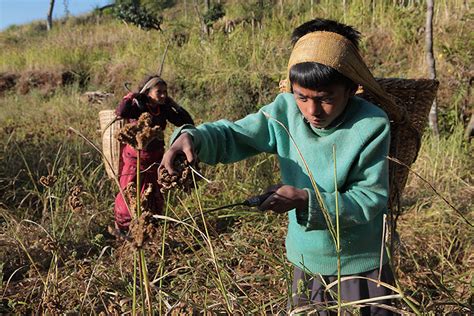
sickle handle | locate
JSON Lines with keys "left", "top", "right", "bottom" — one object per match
{"left": 243, "top": 191, "right": 275, "bottom": 207}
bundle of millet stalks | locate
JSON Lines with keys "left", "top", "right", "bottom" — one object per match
{"left": 129, "top": 211, "right": 157, "bottom": 249}
{"left": 108, "top": 182, "right": 156, "bottom": 244}
{"left": 158, "top": 154, "right": 198, "bottom": 193}
{"left": 116, "top": 112, "right": 164, "bottom": 150}
{"left": 116, "top": 112, "right": 199, "bottom": 193}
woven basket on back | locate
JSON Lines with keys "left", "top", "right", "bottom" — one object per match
{"left": 357, "top": 78, "right": 439, "bottom": 216}
{"left": 99, "top": 110, "right": 124, "bottom": 179}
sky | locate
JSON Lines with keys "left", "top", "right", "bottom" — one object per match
{"left": 0, "top": 0, "right": 113, "bottom": 30}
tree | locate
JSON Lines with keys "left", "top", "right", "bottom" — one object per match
{"left": 425, "top": 0, "right": 439, "bottom": 136}
{"left": 194, "top": 0, "right": 224, "bottom": 36}
{"left": 203, "top": 0, "right": 211, "bottom": 35}
{"left": 63, "top": 0, "right": 70, "bottom": 20}
{"left": 114, "top": 1, "right": 163, "bottom": 31}
{"left": 465, "top": 113, "right": 474, "bottom": 139}
{"left": 47, "top": 0, "right": 55, "bottom": 31}
{"left": 140, "top": 0, "right": 175, "bottom": 13}
{"left": 203, "top": 3, "right": 224, "bottom": 28}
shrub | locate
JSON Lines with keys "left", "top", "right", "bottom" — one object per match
{"left": 203, "top": 3, "right": 225, "bottom": 28}
{"left": 113, "top": 1, "right": 163, "bottom": 31}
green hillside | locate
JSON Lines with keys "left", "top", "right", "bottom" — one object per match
{"left": 0, "top": 0, "right": 472, "bottom": 314}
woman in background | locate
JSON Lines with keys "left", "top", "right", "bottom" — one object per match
{"left": 114, "top": 75, "right": 194, "bottom": 231}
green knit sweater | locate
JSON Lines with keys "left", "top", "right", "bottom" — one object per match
{"left": 170, "top": 93, "right": 390, "bottom": 275}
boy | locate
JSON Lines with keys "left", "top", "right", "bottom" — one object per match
{"left": 160, "top": 19, "right": 395, "bottom": 315}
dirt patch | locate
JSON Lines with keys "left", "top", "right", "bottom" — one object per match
{"left": 0, "top": 73, "right": 19, "bottom": 96}
{"left": 16, "top": 71, "right": 75, "bottom": 95}
{"left": 0, "top": 225, "right": 56, "bottom": 283}
{"left": 0, "top": 70, "right": 75, "bottom": 96}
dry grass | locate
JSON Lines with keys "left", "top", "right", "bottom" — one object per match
{"left": 0, "top": 0, "right": 472, "bottom": 314}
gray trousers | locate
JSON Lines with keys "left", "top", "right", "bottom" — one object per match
{"left": 289, "top": 264, "right": 395, "bottom": 315}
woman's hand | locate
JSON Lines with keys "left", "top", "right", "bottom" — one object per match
{"left": 166, "top": 96, "right": 182, "bottom": 110}
{"left": 258, "top": 184, "right": 308, "bottom": 213}
{"left": 132, "top": 93, "right": 149, "bottom": 110}
{"left": 159, "top": 133, "right": 196, "bottom": 175}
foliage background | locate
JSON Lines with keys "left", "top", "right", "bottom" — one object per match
{"left": 0, "top": 0, "right": 472, "bottom": 314}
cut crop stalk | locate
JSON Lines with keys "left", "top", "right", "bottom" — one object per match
{"left": 333, "top": 145, "right": 341, "bottom": 315}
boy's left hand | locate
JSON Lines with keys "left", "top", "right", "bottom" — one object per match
{"left": 258, "top": 184, "right": 308, "bottom": 213}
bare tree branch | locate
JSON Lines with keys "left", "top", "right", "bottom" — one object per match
{"left": 47, "top": 0, "right": 55, "bottom": 31}
{"left": 426, "top": 0, "right": 439, "bottom": 136}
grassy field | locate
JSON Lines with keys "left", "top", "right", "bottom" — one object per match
{"left": 0, "top": 0, "right": 472, "bottom": 314}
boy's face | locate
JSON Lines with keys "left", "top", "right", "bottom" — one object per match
{"left": 292, "top": 83, "right": 353, "bottom": 129}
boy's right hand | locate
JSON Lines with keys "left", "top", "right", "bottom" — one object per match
{"left": 160, "top": 133, "right": 196, "bottom": 175}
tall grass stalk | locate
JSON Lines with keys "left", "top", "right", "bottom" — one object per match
{"left": 164, "top": 195, "right": 260, "bottom": 311}
{"left": 47, "top": 144, "right": 63, "bottom": 239}
{"left": 134, "top": 150, "right": 146, "bottom": 314}
{"left": 1, "top": 1, "right": 471, "bottom": 312}
{"left": 158, "top": 192, "right": 171, "bottom": 315}
{"left": 13, "top": 140, "right": 41, "bottom": 203}
{"left": 1, "top": 265, "right": 26, "bottom": 299}
{"left": 262, "top": 111, "right": 343, "bottom": 313}
{"left": 333, "top": 145, "right": 341, "bottom": 315}
{"left": 58, "top": 210, "right": 75, "bottom": 241}
{"left": 47, "top": 186, "right": 55, "bottom": 236}
{"left": 136, "top": 151, "right": 141, "bottom": 218}
{"left": 42, "top": 251, "right": 60, "bottom": 313}
{"left": 378, "top": 214, "right": 387, "bottom": 283}
{"left": 291, "top": 294, "right": 402, "bottom": 315}
{"left": 67, "top": 126, "right": 151, "bottom": 313}
{"left": 385, "top": 247, "right": 422, "bottom": 315}
{"left": 7, "top": 218, "right": 48, "bottom": 286}
{"left": 139, "top": 249, "right": 152, "bottom": 314}
{"left": 262, "top": 111, "right": 337, "bottom": 245}
{"left": 132, "top": 252, "right": 138, "bottom": 316}
{"left": 262, "top": 112, "right": 415, "bottom": 314}
{"left": 154, "top": 190, "right": 260, "bottom": 312}
{"left": 322, "top": 276, "right": 421, "bottom": 315}
{"left": 134, "top": 149, "right": 153, "bottom": 315}
{"left": 190, "top": 171, "right": 233, "bottom": 313}
{"left": 79, "top": 246, "right": 111, "bottom": 314}
{"left": 168, "top": 196, "right": 219, "bottom": 260}
{"left": 386, "top": 156, "right": 472, "bottom": 227}
{"left": 151, "top": 212, "right": 241, "bottom": 309}
{"left": 68, "top": 127, "right": 130, "bottom": 213}
{"left": 137, "top": 252, "right": 147, "bottom": 314}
